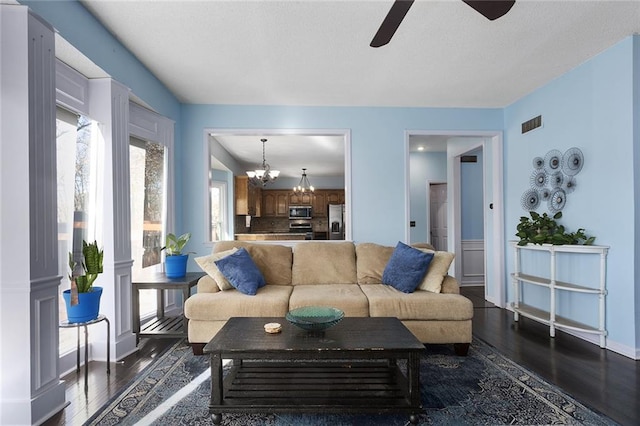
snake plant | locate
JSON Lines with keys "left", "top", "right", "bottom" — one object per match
{"left": 68, "top": 240, "right": 104, "bottom": 293}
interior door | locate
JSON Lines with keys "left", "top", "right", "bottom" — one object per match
{"left": 430, "top": 183, "right": 448, "bottom": 251}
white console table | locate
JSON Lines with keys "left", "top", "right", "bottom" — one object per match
{"left": 511, "top": 242, "right": 609, "bottom": 348}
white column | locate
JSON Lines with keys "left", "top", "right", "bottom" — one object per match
{"left": 0, "top": 5, "right": 66, "bottom": 425}
{"left": 89, "top": 79, "right": 137, "bottom": 360}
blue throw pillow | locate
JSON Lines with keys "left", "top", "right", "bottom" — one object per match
{"left": 214, "top": 248, "right": 266, "bottom": 295}
{"left": 382, "top": 242, "right": 434, "bottom": 293}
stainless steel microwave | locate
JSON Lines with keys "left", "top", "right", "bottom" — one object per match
{"left": 289, "top": 205, "right": 312, "bottom": 219}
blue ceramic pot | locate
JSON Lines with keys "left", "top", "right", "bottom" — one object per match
{"left": 63, "top": 286, "right": 103, "bottom": 323}
{"left": 165, "top": 254, "right": 188, "bottom": 278}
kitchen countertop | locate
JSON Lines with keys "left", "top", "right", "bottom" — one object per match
{"left": 235, "top": 233, "right": 308, "bottom": 241}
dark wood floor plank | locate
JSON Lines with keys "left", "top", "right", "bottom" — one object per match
{"left": 463, "top": 285, "right": 639, "bottom": 426}
{"left": 42, "top": 338, "right": 178, "bottom": 426}
{"left": 43, "top": 287, "right": 638, "bottom": 425}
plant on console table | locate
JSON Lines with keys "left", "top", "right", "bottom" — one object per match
{"left": 162, "top": 232, "right": 192, "bottom": 278}
{"left": 516, "top": 211, "right": 596, "bottom": 246}
{"left": 63, "top": 240, "right": 104, "bottom": 323}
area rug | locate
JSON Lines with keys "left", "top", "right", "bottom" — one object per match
{"left": 86, "top": 337, "right": 616, "bottom": 426}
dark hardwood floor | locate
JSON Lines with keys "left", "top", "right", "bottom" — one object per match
{"left": 44, "top": 286, "right": 638, "bottom": 425}
{"left": 43, "top": 337, "right": 179, "bottom": 426}
{"left": 462, "top": 285, "right": 639, "bottom": 426}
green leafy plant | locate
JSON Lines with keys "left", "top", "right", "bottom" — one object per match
{"left": 162, "top": 232, "right": 192, "bottom": 256}
{"left": 68, "top": 240, "right": 104, "bottom": 293}
{"left": 516, "top": 211, "right": 596, "bottom": 246}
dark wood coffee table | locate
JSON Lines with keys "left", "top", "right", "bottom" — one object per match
{"left": 203, "top": 317, "right": 425, "bottom": 424}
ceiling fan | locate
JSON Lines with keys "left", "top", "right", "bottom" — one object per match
{"left": 370, "top": 0, "right": 516, "bottom": 48}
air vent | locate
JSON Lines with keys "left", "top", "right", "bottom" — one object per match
{"left": 461, "top": 155, "right": 477, "bottom": 163}
{"left": 522, "top": 115, "right": 542, "bottom": 134}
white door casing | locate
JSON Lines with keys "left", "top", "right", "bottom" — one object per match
{"left": 405, "top": 130, "right": 505, "bottom": 308}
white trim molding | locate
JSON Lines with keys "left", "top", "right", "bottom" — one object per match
{"left": 0, "top": 6, "right": 65, "bottom": 425}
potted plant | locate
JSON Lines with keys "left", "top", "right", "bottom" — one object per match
{"left": 516, "top": 211, "right": 595, "bottom": 246}
{"left": 163, "top": 232, "right": 192, "bottom": 278}
{"left": 62, "top": 240, "right": 104, "bottom": 323}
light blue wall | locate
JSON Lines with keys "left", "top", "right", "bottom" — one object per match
{"left": 211, "top": 170, "right": 228, "bottom": 182}
{"left": 181, "top": 105, "right": 502, "bottom": 253}
{"left": 461, "top": 150, "right": 484, "bottom": 240}
{"left": 504, "top": 36, "right": 638, "bottom": 353}
{"left": 409, "top": 152, "right": 447, "bottom": 243}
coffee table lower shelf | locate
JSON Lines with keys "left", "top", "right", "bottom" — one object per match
{"left": 210, "top": 360, "right": 421, "bottom": 423}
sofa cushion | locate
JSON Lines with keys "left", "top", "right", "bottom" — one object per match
{"left": 288, "top": 284, "right": 370, "bottom": 317}
{"left": 360, "top": 284, "right": 473, "bottom": 321}
{"left": 215, "top": 248, "right": 266, "bottom": 295}
{"left": 194, "top": 248, "right": 238, "bottom": 291}
{"left": 382, "top": 242, "right": 434, "bottom": 293}
{"left": 417, "top": 250, "right": 455, "bottom": 293}
{"left": 441, "top": 275, "right": 460, "bottom": 294}
{"left": 196, "top": 274, "right": 220, "bottom": 293}
{"left": 184, "top": 285, "right": 293, "bottom": 321}
{"left": 213, "top": 241, "right": 293, "bottom": 285}
{"left": 355, "top": 243, "right": 394, "bottom": 284}
{"left": 291, "top": 242, "right": 357, "bottom": 285}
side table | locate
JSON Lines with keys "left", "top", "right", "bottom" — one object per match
{"left": 131, "top": 271, "right": 205, "bottom": 343}
{"left": 59, "top": 314, "right": 110, "bottom": 391}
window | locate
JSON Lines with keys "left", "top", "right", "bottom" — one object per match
{"left": 210, "top": 181, "right": 227, "bottom": 241}
{"left": 207, "top": 165, "right": 231, "bottom": 242}
{"left": 130, "top": 136, "right": 167, "bottom": 316}
{"left": 56, "top": 107, "right": 99, "bottom": 355}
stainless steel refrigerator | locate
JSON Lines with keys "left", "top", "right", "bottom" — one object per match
{"left": 328, "top": 204, "right": 345, "bottom": 240}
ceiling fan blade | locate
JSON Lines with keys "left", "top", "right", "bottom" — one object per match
{"left": 370, "top": 0, "right": 415, "bottom": 48}
{"left": 462, "top": 0, "right": 515, "bottom": 21}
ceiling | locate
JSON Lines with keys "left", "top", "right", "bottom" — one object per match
{"left": 78, "top": 0, "right": 640, "bottom": 108}
{"left": 44, "top": 1, "right": 640, "bottom": 174}
{"left": 211, "top": 133, "right": 346, "bottom": 178}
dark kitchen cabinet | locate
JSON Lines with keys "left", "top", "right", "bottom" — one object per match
{"left": 326, "top": 190, "right": 345, "bottom": 205}
{"left": 276, "top": 192, "right": 288, "bottom": 216}
{"left": 235, "top": 176, "right": 261, "bottom": 217}
{"left": 262, "top": 190, "right": 289, "bottom": 217}
{"left": 289, "top": 192, "right": 313, "bottom": 205}
{"left": 312, "top": 192, "right": 327, "bottom": 217}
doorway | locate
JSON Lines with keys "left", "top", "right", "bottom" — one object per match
{"left": 458, "top": 148, "right": 485, "bottom": 286}
{"left": 407, "top": 131, "right": 505, "bottom": 308}
{"left": 429, "top": 183, "right": 448, "bottom": 251}
{"left": 205, "top": 129, "right": 352, "bottom": 243}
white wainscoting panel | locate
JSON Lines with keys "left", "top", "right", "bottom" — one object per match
{"left": 31, "top": 279, "right": 60, "bottom": 390}
{"left": 461, "top": 239, "right": 485, "bottom": 286}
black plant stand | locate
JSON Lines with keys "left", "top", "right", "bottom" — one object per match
{"left": 59, "top": 314, "right": 110, "bottom": 391}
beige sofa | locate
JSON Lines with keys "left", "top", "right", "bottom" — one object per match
{"left": 184, "top": 241, "right": 473, "bottom": 355}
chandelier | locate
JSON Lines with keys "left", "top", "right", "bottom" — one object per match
{"left": 246, "top": 138, "right": 280, "bottom": 186}
{"left": 293, "top": 168, "right": 314, "bottom": 193}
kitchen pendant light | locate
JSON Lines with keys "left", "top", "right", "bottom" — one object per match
{"left": 246, "top": 138, "right": 280, "bottom": 186}
{"left": 293, "top": 168, "right": 314, "bottom": 193}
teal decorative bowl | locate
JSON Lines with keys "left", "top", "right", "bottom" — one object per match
{"left": 285, "top": 306, "right": 344, "bottom": 331}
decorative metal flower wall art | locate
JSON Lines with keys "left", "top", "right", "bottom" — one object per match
{"left": 521, "top": 147, "right": 584, "bottom": 213}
